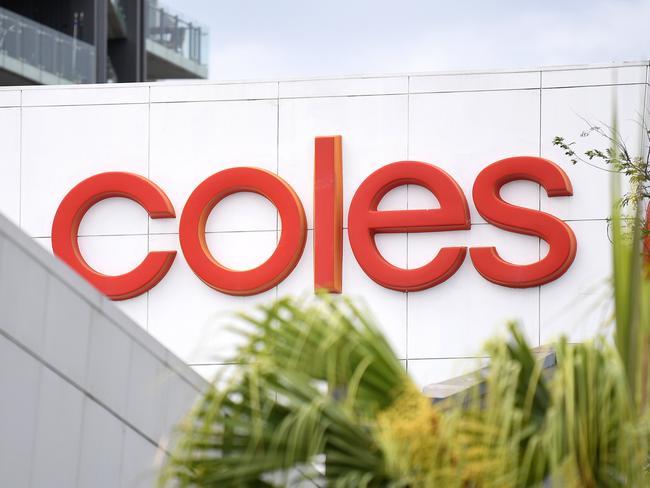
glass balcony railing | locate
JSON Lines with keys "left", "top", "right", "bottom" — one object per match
{"left": 146, "top": 1, "right": 209, "bottom": 67}
{"left": 110, "top": 0, "right": 127, "bottom": 22}
{"left": 108, "top": 0, "right": 128, "bottom": 38}
{"left": 0, "top": 6, "right": 96, "bottom": 84}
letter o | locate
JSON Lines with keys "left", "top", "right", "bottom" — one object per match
{"left": 179, "top": 167, "right": 307, "bottom": 296}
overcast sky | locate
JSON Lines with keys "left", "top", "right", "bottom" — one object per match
{"left": 164, "top": 0, "right": 650, "bottom": 81}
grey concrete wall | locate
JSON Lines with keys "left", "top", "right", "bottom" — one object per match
{"left": 0, "top": 211, "right": 207, "bottom": 487}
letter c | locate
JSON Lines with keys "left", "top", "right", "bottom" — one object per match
{"left": 52, "top": 172, "right": 177, "bottom": 300}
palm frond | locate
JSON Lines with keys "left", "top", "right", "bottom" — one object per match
{"left": 161, "top": 295, "right": 414, "bottom": 487}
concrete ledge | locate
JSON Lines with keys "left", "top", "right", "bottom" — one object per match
{"left": 423, "top": 346, "right": 557, "bottom": 404}
{"left": 146, "top": 39, "right": 208, "bottom": 80}
{"left": 0, "top": 208, "right": 209, "bottom": 486}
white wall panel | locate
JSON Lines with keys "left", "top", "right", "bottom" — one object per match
{"left": 0, "top": 88, "right": 21, "bottom": 107}
{"left": 279, "top": 229, "right": 408, "bottom": 358}
{"left": 148, "top": 232, "right": 277, "bottom": 364}
{"left": 191, "top": 363, "right": 228, "bottom": 382}
{"left": 31, "top": 368, "right": 84, "bottom": 488}
{"left": 0, "top": 335, "right": 41, "bottom": 487}
{"left": 21, "top": 104, "right": 149, "bottom": 237}
{"left": 21, "top": 85, "right": 148, "bottom": 106}
{"left": 279, "top": 76, "right": 408, "bottom": 98}
{"left": 408, "top": 357, "right": 488, "bottom": 388}
{"left": 13, "top": 62, "right": 647, "bottom": 393}
{"left": 0, "top": 106, "right": 20, "bottom": 225}
{"left": 540, "top": 220, "right": 613, "bottom": 344}
{"left": 410, "top": 70, "right": 539, "bottom": 93}
{"left": 42, "top": 278, "right": 92, "bottom": 385}
{"left": 540, "top": 84, "right": 647, "bottom": 221}
{"left": 77, "top": 399, "right": 124, "bottom": 488}
{"left": 0, "top": 211, "right": 206, "bottom": 488}
{"left": 277, "top": 230, "right": 314, "bottom": 298}
{"left": 120, "top": 427, "right": 161, "bottom": 488}
{"left": 86, "top": 311, "right": 132, "bottom": 418}
{"left": 125, "top": 342, "right": 168, "bottom": 443}
{"left": 409, "top": 89, "right": 541, "bottom": 224}
{"left": 151, "top": 81, "right": 278, "bottom": 102}
{"left": 0, "top": 239, "right": 49, "bottom": 355}
{"left": 79, "top": 198, "right": 149, "bottom": 237}
{"left": 407, "top": 224, "right": 540, "bottom": 359}
{"left": 541, "top": 65, "right": 647, "bottom": 88}
{"left": 149, "top": 99, "right": 279, "bottom": 235}
{"left": 343, "top": 231, "right": 408, "bottom": 359}
{"left": 278, "top": 94, "right": 408, "bottom": 228}
{"left": 161, "top": 370, "right": 199, "bottom": 440}
{"left": 78, "top": 234, "right": 149, "bottom": 325}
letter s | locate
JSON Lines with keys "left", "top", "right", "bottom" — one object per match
{"left": 470, "top": 156, "right": 576, "bottom": 287}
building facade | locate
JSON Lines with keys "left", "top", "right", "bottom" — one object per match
{"left": 0, "top": 62, "right": 647, "bottom": 388}
{"left": 0, "top": 60, "right": 648, "bottom": 487}
{"left": 0, "top": 209, "right": 205, "bottom": 487}
{"left": 0, "top": 0, "right": 208, "bottom": 85}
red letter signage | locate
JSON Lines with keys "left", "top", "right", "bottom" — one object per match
{"left": 470, "top": 156, "right": 577, "bottom": 287}
{"left": 314, "top": 136, "right": 343, "bottom": 293}
{"left": 52, "top": 145, "right": 579, "bottom": 298}
{"left": 179, "top": 167, "right": 307, "bottom": 296}
{"left": 348, "top": 161, "right": 470, "bottom": 291}
{"left": 52, "top": 172, "right": 177, "bottom": 300}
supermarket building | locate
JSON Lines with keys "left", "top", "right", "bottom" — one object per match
{"left": 0, "top": 61, "right": 649, "bottom": 486}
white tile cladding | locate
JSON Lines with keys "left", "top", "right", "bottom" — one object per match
{"left": 5, "top": 61, "right": 649, "bottom": 386}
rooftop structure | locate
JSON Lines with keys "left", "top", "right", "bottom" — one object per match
{"left": 0, "top": 0, "right": 208, "bottom": 85}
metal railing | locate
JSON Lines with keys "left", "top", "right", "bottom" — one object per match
{"left": 109, "top": 0, "right": 128, "bottom": 33}
{"left": 110, "top": 0, "right": 127, "bottom": 20}
{"left": 146, "top": 1, "right": 208, "bottom": 67}
{"left": 0, "top": 6, "right": 96, "bottom": 84}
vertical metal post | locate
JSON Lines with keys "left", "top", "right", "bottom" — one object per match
{"left": 139, "top": 0, "right": 147, "bottom": 80}
{"left": 108, "top": 0, "right": 146, "bottom": 82}
{"left": 16, "top": 21, "right": 21, "bottom": 62}
{"left": 94, "top": 0, "right": 108, "bottom": 83}
{"left": 186, "top": 21, "right": 191, "bottom": 58}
